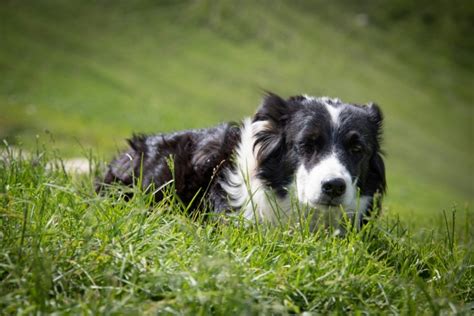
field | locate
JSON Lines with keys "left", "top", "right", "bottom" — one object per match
{"left": 1, "top": 0, "right": 473, "bottom": 314}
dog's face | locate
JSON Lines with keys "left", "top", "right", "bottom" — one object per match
{"left": 253, "top": 93, "right": 386, "bottom": 218}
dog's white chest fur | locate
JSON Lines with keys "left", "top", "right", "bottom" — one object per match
{"left": 220, "top": 119, "right": 291, "bottom": 223}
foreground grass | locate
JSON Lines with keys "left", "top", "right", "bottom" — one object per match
{"left": 1, "top": 147, "right": 472, "bottom": 314}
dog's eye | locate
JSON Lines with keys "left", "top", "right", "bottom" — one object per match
{"left": 298, "top": 137, "right": 319, "bottom": 154}
{"left": 349, "top": 144, "right": 363, "bottom": 155}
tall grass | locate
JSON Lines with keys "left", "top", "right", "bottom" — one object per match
{"left": 1, "top": 144, "right": 472, "bottom": 314}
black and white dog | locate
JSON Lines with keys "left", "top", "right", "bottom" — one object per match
{"left": 99, "top": 93, "right": 386, "bottom": 229}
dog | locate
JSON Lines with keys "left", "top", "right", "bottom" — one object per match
{"left": 98, "top": 93, "right": 386, "bottom": 230}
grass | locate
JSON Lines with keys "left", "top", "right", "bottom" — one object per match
{"left": 0, "top": 146, "right": 472, "bottom": 314}
{"left": 0, "top": 0, "right": 473, "bottom": 313}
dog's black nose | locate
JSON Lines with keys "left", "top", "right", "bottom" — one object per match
{"left": 322, "top": 178, "right": 346, "bottom": 198}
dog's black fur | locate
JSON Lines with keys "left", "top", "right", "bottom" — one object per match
{"left": 98, "top": 93, "right": 386, "bottom": 226}
{"left": 99, "top": 123, "right": 241, "bottom": 211}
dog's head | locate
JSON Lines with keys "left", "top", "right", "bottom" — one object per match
{"left": 253, "top": 93, "right": 386, "bottom": 221}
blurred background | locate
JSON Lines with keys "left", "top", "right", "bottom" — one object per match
{"left": 1, "top": 0, "right": 472, "bottom": 224}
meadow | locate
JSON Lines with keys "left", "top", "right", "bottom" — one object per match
{"left": 1, "top": 0, "right": 473, "bottom": 314}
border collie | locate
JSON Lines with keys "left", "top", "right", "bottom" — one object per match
{"left": 98, "top": 93, "right": 386, "bottom": 230}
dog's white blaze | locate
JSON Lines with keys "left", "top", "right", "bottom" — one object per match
{"left": 221, "top": 118, "right": 290, "bottom": 223}
{"left": 325, "top": 104, "right": 342, "bottom": 126}
{"left": 303, "top": 95, "right": 342, "bottom": 126}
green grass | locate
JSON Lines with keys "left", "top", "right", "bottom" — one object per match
{"left": 1, "top": 0, "right": 473, "bottom": 313}
{"left": 0, "top": 147, "right": 472, "bottom": 314}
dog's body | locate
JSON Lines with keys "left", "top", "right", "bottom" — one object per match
{"left": 99, "top": 93, "right": 386, "bottom": 229}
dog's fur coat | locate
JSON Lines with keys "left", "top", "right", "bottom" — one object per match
{"left": 99, "top": 93, "right": 386, "bottom": 229}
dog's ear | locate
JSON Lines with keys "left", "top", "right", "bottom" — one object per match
{"left": 252, "top": 93, "right": 289, "bottom": 163}
{"left": 361, "top": 151, "right": 386, "bottom": 224}
{"left": 366, "top": 103, "right": 386, "bottom": 194}
{"left": 368, "top": 152, "right": 386, "bottom": 195}
{"left": 254, "top": 92, "right": 290, "bottom": 126}
{"left": 367, "top": 102, "right": 383, "bottom": 135}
